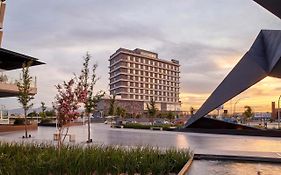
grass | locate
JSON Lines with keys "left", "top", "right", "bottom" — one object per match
{"left": 0, "top": 142, "right": 191, "bottom": 175}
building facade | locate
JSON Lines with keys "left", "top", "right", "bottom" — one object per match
{"left": 109, "top": 48, "right": 181, "bottom": 113}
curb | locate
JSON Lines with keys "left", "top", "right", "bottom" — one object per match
{"left": 194, "top": 154, "right": 281, "bottom": 163}
{"left": 178, "top": 154, "right": 194, "bottom": 175}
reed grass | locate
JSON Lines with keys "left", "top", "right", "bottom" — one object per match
{"left": 0, "top": 142, "right": 191, "bottom": 175}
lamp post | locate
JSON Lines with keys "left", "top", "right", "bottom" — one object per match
{"left": 278, "top": 95, "right": 281, "bottom": 130}
{"left": 233, "top": 97, "right": 249, "bottom": 116}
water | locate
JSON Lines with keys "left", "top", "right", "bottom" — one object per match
{"left": 1, "top": 123, "right": 281, "bottom": 174}
{"left": 0, "top": 123, "right": 280, "bottom": 155}
{"left": 187, "top": 160, "right": 281, "bottom": 175}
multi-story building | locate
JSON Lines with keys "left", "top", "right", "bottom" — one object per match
{"left": 108, "top": 48, "right": 181, "bottom": 113}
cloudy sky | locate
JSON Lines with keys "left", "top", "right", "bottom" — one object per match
{"left": 1, "top": 0, "right": 281, "bottom": 113}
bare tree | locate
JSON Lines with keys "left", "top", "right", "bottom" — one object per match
{"left": 17, "top": 61, "right": 34, "bottom": 138}
{"left": 77, "top": 53, "right": 105, "bottom": 143}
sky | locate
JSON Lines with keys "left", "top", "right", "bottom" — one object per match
{"left": 1, "top": 0, "right": 281, "bottom": 113}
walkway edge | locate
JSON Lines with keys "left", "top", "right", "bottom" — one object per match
{"left": 178, "top": 154, "right": 194, "bottom": 175}
{"left": 194, "top": 154, "right": 281, "bottom": 163}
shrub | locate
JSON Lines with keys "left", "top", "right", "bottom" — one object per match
{"left": 124, "top": 123, "right": 151, "bottom": 129}
{"left": 0, "top": 142, "right": 192, "bottom": 175}
{"left": 40, "top": 118, "right": 53, "bottom": 124}
{"left": 124, "top": 123, "right": 178, "bottom": 131}
{"left": 13, "top": 118, "right": 25, "bottom": 125}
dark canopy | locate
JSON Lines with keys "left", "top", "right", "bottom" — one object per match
{"left": 254, "top": 0, "right": 281, "bottom": 19}
{"left": 0, "top": 47, "right": 45, "bottom": 70}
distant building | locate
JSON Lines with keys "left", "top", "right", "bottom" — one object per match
{"left": 271, "top": 101, "right": 280, "bottom": 120}
{"left": 106, "top": 48, "right": 181, "bottom": 114}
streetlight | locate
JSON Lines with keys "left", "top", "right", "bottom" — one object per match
{"left": 278, "top": 95, "right": 281, "bottom": 130}
{"left": 233, "top": 97, "right": 249, "bottom": 116}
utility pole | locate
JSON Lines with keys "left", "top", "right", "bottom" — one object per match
{"left": 277, "top": 95, "right": 281, "bottom": 129}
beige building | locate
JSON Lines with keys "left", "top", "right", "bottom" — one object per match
{"left": 109, "top": 48, "right": 181, "bottom": 112}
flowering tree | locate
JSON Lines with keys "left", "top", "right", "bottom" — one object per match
{"left": 17, "top": 61, "right": 34, "bottom": 138}
{"left": 53, "top": 79, "right": 80, "bottom": 149}
{"left": 77, "top": 53, "right": 104, "bottom": 143}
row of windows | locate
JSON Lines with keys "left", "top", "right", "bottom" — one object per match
{"left": 111, "top": 82, "right": 180, "bottom": 91}
{"left": 128, "top": 69, "right": 179, "bottom": 78}
{"left": 127, "top": 56, "right": 179, "bottom": 71}
{"left": 128, "top": 63, "right": 179, "bottom": 75}
{"left": 128, "top": 88, "right": 178, "bottom": 97}
{"left": 110, "top": 70, "right": 179, "bottom": 82}
{"left": 126, "top": 94, "right": 179, "bottom": 102}
{"left": 110, "top": 76, "right": 180, "bottom": 87}
{"left": 110, "top": 64, "right": 179, "bottom": 77}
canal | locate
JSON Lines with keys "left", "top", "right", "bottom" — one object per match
{"left": 0, "top": 123, "right": 281, "bottom": 174}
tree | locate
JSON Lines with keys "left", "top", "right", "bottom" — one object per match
{"left": 147, "top": 98, "right": 157, "bottom": 125}
{"left": 40, "top": 102, "right": 47, "bottom": 119}
{"left": 77, "top": 53, "right": 105, "bottom": 143}
{"left": 53, "top": 78, "right": 80, "bottom": 150}
{"left": 108, "top": 94, "right": 116, "bottom": 116}
{"left": 243, "top": 106, "right": 254, "bottom": 124}
{"left": 17, "top": 61, "right": 34, "bottom": 138}
{"left": 190, "top": 106, "right": 195, "bottom": 116}
{"left": 167, "top": 111, "right": 174, "bottom": 122}
{"left": 45, "top": 109, "right": 56, "bottom": 117}
{"left": 27, "top": 110, "right": 37, "bottom": 118}
{"left": 116, "top": 106, "right": 126, "bottom": 119}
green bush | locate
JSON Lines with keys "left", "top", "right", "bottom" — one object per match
{"left": 124, "top": 123, "right": 151, "bottom": 129}
{"left": 0, "top": 142, "right": 191, "bottom": 175}
{"left": 124, "top": 123, "right": 178, "bottom": 131}
{"left": 40, "top": 118, "right": 53, "bottom": 124}
{"left": 13, "top": 118, "right": 25, "bottom": 125}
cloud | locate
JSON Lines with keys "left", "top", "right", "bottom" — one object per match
{"left": 0, "top": 0, "right": 280, "bottom": 112}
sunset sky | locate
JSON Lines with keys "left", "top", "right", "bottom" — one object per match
{"left": 1, "top": 0, "right": 281, "bottom": 113}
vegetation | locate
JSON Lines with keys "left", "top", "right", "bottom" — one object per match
{"left": 0, "top": 142, "right": 191, "bottom": 175}
{"left": 77, "top": 53, "right": 104, "bottom": 143}
{"left": 53, "top": 79, "right": 80, "bottom": 150}
{"left": 190, "top": 106, "right": 195, "bottom": 116}
{"left": 13, "top": 118, "right": 26, "bottom": 125}
{"left": 146, "top": 98, "right": 157, "bottom": 124}
{"left": 116, "top": 106, "right": 126, "bottom": 119}
{"left": 124, "top": 123, "right": 177, "bottom": 131}
{"left": 108, "top": 94, "right": 116, "bottom": 116}
{"left": 27, "top": 110, "right": 38, "bottom": 118}
{"left": 17, "top": 61, "right": 34, "bottom": 138}
{"left": 40, "top": 102, "right": 47, "bottom": 119}
{"left": 243, "top": 106, "right": 254, "bottom": 123}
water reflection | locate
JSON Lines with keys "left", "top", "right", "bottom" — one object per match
{"left": 0, "top": 123, "right": 281, "bottom": 156}
{"left": 187, "top": 160, "right": 281, "bottom": 175}
{"left": 176, "top": 134, "right": 189, "bottom": 149}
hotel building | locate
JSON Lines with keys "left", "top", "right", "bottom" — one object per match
{"left": 108, "top": 48, "right": 181, "bottom": 113}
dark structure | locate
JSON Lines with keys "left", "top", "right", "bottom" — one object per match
{"left": 185, "top": 0, "right": 281, "bottom": 129}
{"left": 0, "top": 48, "right": 44, "bottom": 70}
{"left": 253, "top": 0, "right": 281, "bottom": 19}
{"left": 0, "top": 0, "right": 44, "bottom": 98}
